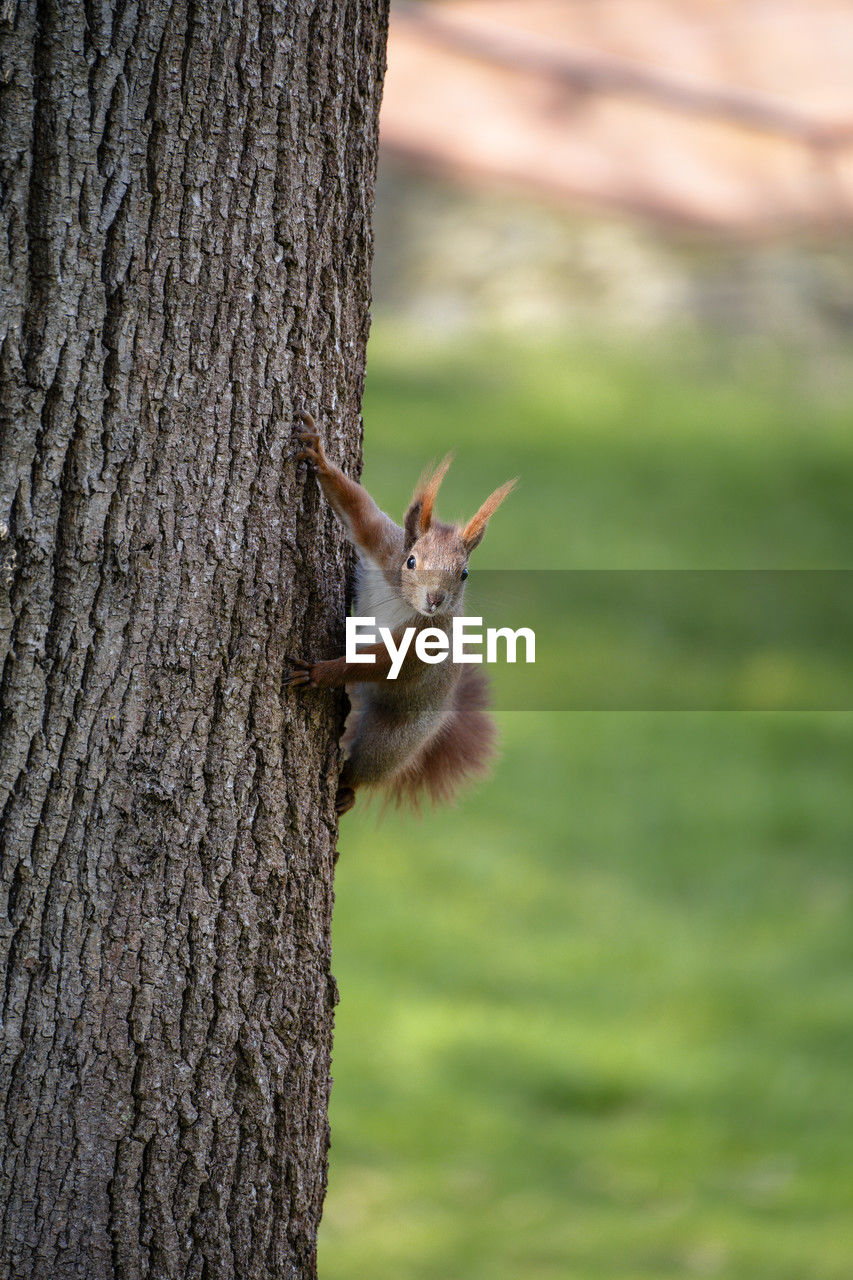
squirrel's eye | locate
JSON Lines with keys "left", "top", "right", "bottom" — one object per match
{"left": 406, "top": 555, "right": 416, "bottom": 570}
{"left": 460, "top": 567, "right": 469, "bottom": 581}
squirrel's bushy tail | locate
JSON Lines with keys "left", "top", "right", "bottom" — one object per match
{"left": 387, "top": 668, "right": 497, "bottom": 809}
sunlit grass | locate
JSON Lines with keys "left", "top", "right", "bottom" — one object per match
{"left": 319, "top": 327, "right": 853, "bottom": 1280}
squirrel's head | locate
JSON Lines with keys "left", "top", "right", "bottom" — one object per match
{"left": 401, "top": 455, "right": 516, "bottom": 618}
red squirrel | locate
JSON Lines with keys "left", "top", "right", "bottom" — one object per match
{"left": 286, "top": 411, "right": 516, "bottom": 817}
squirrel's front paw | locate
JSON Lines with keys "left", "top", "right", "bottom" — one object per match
{"left": 284, "top": 656, "right": 317, "bottom": 689}
{"left": 295, "top": 410, "right": 327, "bottom": 468}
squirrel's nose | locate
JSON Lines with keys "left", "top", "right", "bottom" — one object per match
{"left": 426, "top": 591, "right": 446, "bottom": 610}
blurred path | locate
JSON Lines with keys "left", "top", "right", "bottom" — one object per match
{"left": 382, "top": 1, "right": 853, "bottom": 232}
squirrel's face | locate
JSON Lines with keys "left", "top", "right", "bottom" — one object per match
{"left": 400, "top": 526, "right": 469, "bottom": 618}
{"left": 401, "top": 459, "right": 516, "bottom": 618}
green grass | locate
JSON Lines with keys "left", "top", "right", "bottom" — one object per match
{"left": 319, "top": 327, "right": 853, "bottom": 1280}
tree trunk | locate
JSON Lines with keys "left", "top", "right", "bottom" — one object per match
{"left": 0, "top": 2, "right": 388, "bottom": 1276}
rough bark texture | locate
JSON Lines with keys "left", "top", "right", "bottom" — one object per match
{"left": 0, "top": 2, "right": 388, "bottom": 1276}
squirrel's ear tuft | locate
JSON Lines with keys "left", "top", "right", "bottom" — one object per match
{"left": 404, "top": 453, "right": 454, "bottom": 545}
{"left": 462, "top": 479, "right": 517, "bottom": 552}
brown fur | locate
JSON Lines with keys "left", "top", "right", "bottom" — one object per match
{"left": 462, "top": 479, "right": 518, "bottom": 551}
{"left": 387, "top": 668, "right": 497, "bottom": 809}
{"left": 291, "top": 412, "right": 515, "bottom": 815}
{"left": 404, "top": 453, "right": 454, "bottom": 547}
{"left": 283, "top": 641, "right": 395, "bottom": 689}
{"left": 415, "top": 453, "right": 454, "bottom": 533}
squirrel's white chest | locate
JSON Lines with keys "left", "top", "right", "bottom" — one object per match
{"left": 354, "top": 555, "right": 417, "bottom": 632}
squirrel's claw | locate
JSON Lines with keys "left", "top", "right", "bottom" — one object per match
{"left": 284, "top": 656, "right": 316, "bottom": 689}
{"left": 290, "top": 409, "right": 320, "bottom": 450}
{"left": 294, "top": 411, "right": 326, "bottom": 467}
{"left": 295, "top": 434, "right": 325, "bottom": 467}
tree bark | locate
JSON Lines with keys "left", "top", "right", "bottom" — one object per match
{"left": 0, "top": 2, "right": 388, "bottom": 1276}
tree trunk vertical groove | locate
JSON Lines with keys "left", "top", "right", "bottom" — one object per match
{"left": 0, "top": 2, "right": 388, "bottom": 1276}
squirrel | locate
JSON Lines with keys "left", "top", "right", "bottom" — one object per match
{"left": 286, "top": 410, "right": 516, "bottom": 817}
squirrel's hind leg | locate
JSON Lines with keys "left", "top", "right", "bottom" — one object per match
{"left": 335, "top": 756, "right": 361, "bottom": 818}
{"left": 335, "top": 784, "right": 357, "bottom": 817}
{"left": 336, "top": 754, "right": 363, "bottom": 817}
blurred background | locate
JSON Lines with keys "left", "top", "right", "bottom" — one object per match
{"left": 320, "top": 3, "right": 853, "bottom": 1277}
